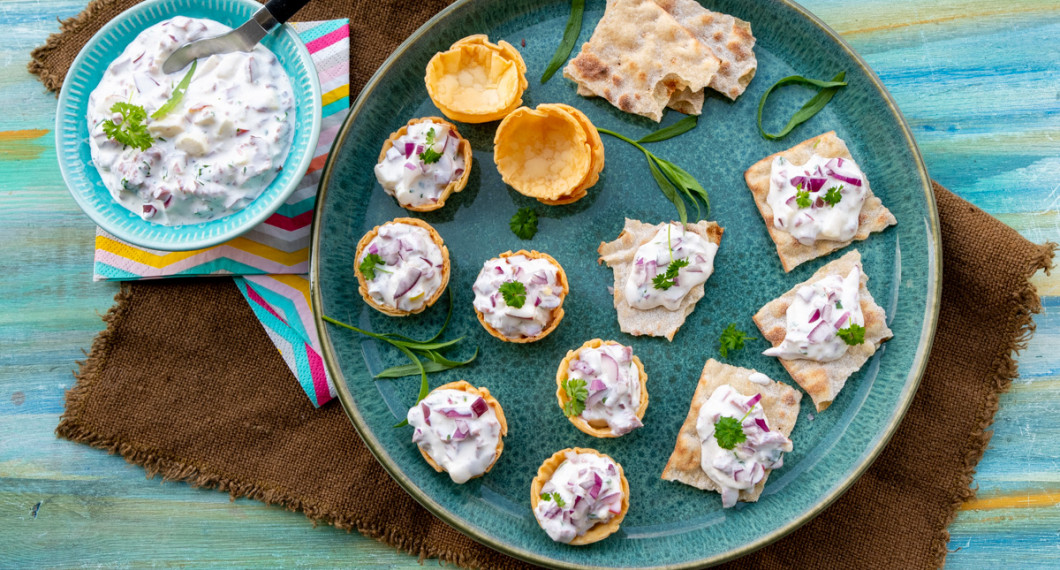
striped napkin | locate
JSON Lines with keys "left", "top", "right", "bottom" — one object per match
{"left": 92, "top": 20, "right": 350, "bottom": 407}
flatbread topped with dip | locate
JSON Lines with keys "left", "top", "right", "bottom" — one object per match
{"left": 745, "top": 131, "right": 897, "bottom": 272}
{"left": 598, "top": 219, "right": 723, "bottom": 341}
{"left": 661, "top": 359, "right": 800, "bottom": 506}
{"left": 753, "top": 250, "right": 893, "bottom": 412}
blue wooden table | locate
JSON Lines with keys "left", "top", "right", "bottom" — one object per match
{"left": 1, "top": 0, "right": 1057, "bottom": 566}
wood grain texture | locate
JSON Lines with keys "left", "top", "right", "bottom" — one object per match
{"left": 0, "top": 0, "right": 1056, "bottom": 567}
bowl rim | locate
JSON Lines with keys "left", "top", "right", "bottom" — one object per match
{"left": 55, "top": 0, "right": 322, "bottom": 252}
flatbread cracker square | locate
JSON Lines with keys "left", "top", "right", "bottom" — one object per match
{"left": 753, "top": 249, "right": 893, "bottom": 412}
{"left": 598, "top": 219, "right": 724, "bottom": 341}
{"left": 661, "top": 359, "right": 801, "bottom": 504}
{"left": 744, "top": 131, "right": 897, "bottom": 272}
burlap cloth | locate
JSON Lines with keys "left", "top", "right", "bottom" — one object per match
{"left": 30, "top": 1, "right": 1057, "bottom": 568}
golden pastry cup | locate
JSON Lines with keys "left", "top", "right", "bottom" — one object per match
{"left": 377, "top": 117, "right": 472, "bottom": 212}
{"left": 474, "top": 250, "right": 569, "bottom": 344}
{"left": 425, "top": 36, "right": 527, "bottom": 124}
{"left": 555, "top": 339, "right": 649, "bottom": 438}
{"left": 493, "top": 104, "right": 602, "bottom": 205}
{"left": 415, "top": 380, "right": 508, "bottom": 481}
{"left": 530, "top": 447, "right": 630, "bottom": 545}
{"left": 354, "top": 217, "right": 450, "bottom": 317}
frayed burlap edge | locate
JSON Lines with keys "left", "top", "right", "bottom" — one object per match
{"left": 929, "top": 241, "right": 1057, "bottom": 567}
{"left": 27, "top": 0, "right": 129, "bottom": 92}
{"left": 54, "top": 282, "right": 513, "bottom": 570}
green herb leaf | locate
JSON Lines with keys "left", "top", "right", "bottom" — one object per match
{"left": 795, "top": 188, "right": 812, "bottom": 208}
{"left": 499, "top": 280, "right": 527, "bottom": 308}
{"left": 373, "top": 347, "right": 479, "bottom": 378}
{"left": 718, "top": 323, "right": 756, "bottom": 358}
{"left": 823, "top": 186, "right": 843, "bottom": 206}
{"left": 152, "top": 60, "right": 197, "bottom": 120}
{"left": 652, "top": 258, "right": 689, "bottom": 291}
{"left": 714, "top": 416, "right": 747, "bottom": 450}
{"left": 562, "top": 378, "right": 588, "bottom": 417}
{"left": 102, "top": 102, "right": 153, "bottom": 150}
{"left": 757, "top": 71, "right": 847, "bottom": 140}
{"left": 645, "top": 152, "right": 687, "bottom": 226}
{"left": 540, "top": 0, "right": 584, "bottom": 83}
{"left": 509, "top": 207, "right": 538, "bottom": 239}
{"left": 837, "top": 323, "right": 866, "bottom": 346}
{"left": 636, "top": 115, "right": 698, "bottom": 144}
{"left": 358, "top": 253, "right": 387, "bottom": 280}
{"left": 419, "top": 128, "right": 442, "bottom": 164}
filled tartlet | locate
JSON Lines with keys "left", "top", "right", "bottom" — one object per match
{"left": 531, "top": 448, "right": 629, "bottom": 545}
{"left": 493, "top": 103, "right": 604, "bottom": 205}
{"left": 374, "top": 117, "right": 472, "bottom": 212}
{"left": 425, "top": 34, "right": 527, "bottom": 123}
{"left": 354, "top": 218, "right": 450, "bottom": 316}
{"left": 406, "top": 380, "right": 508, "bottom": 484}
{"left": 471, "top": 250, "right": 569, "bottom": 343}
{"left": 556, "top": 339, "right": 648, "bottom": 437}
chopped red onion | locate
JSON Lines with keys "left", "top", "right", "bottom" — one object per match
{"left": 453, "top": 168, "right": 464, "bottom": 177}
{"left": 755, "top": 418, "right": 770, "bottom": 432}
{"left": 494, "top": 265, "right": 504, "bottom": 274}
{"left": 809, "top": 308, "right": 821, "bottom": 323}
{"left": 530, "top": 270, "right": 548, "bottom": 285}
{"left": 827, "top": 170, "right": 862, "bottom": 187}
{"left": 415, "top": 144, "right": 424, "bottom": 155}
{"left": 442, "top": 408, "right": 473, "bottom": 418}
{"left": 403, "top": 142, "right": 414, "bottom": 158}
{"left": 393, "top": 268, "right": 422, "bottom": 299}
{"left": 747, "top": 393, "right": 762, "bottom": 408}
{"left": 403, "top": 162, "right": 418, "bottom": 171}
{"left": 421, "top": 403, "right": 431, "bottom": 426}
{"left": 808, "top": 320, "right": 833, "bottom": 343}
{"left": 589, "top": 379, "right": 607, "bottom": 393}
{"left": 142, "top": 204, "right": 156, "bottom": 217}
{"left": 590, "top": 473, "right": 603, "bottom": 499}
{"left": 600, "top": 353, "right": 619, "bottom": 380}
{"left": 834, "top": 311, "right": 851, "bottom": 329}
{"left": 470, "top": 397, "right": 488, "bottom": 417}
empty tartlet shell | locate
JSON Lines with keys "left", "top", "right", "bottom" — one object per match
{"left": 425, "top": 35, "right": 527, "bottom": 123}
{"left": 493, "top": 104, "right": 602, "bottom": 205}
{"left": 474, "top": 250, "right": 569, "bottom": 343}
{"left": 377, "top": 117, "right": 472, "bottom": 212}
{"left": 354, "top": 217, "right": 450, "bottom": 317}
{"left": 530, "top": 447, "right": 630, "bottom": 545}
{"left": 555, "top": 339, "right": 649, "bottom": 438}
{"left": 415, "top": 380, "right": 508, "bottom": 480}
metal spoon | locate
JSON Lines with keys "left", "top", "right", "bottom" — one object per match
{"left": 162, "top": 0, "right": 311, "bottom": 74}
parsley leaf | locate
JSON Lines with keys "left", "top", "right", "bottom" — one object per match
{"left": 837, "top": 323, "right": 866, "bottom": 346}
{"left": 652, "top": 258, "right": 689, "bottom": 291}
{"left": 823, "top": 186, "right": 843, "bottom": 206}
{"left": 795, "top": 187, "right": 812, "bottom": 209}
{"left": 418, "top": 128, "right": 442, "bottom": 164}
{"left": 358, "top": 253, "right": 387, "bottom": 280}
{"left": 540, "top": 492, "right": 566, "bottom": 507}
{"left": 562, "top": 378, "right": 588, "bottom": 417}
{"left": 509, "top": 207, "right": 538, "bottom": 240}
{"left": 718, "top": 323, "right": 756, "bottom": 358}
{"left": 499, "top": 280, "right": 526, "bottom": 308}
{"left": 151, "top": 60, "right": 197, "bottom": 120}
{"left": 714, "top": 416, "right": 747, "bottom": 450}
{"left": 836, "top": 301, "right": 843, "bottom": 309}
{"left": 102, "top": 102, "right": 153, "bottom": 151}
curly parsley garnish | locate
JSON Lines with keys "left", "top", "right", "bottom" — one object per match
{"left": 562, "top": 378, "right": 588, "bottom": 417}
{"left": 418, "top": 128, "right": 442, "bottom": 164}
{"left": 823, "top": 186, "right": 843, "bottom": 206}
{"left": 102, "top": 102, "right": 153, "bottom": 151}
{"left": 509, "top": 207, "right": 538, "bottom": 240}
{"left": 540, "top": 492, "right": 566, "bottom": 507}
{"left": 714, "top": 403, "right": 759, "bottom": 450}
{"left": 358, "top": 253, "right": 387, "bottom": 280}
{"left": 795, "top": 186, "right": 812, "bottom": 209}
{"left": 499, "top": 280, "right": 526, "bottom": 308}
{"left": 652, "top": 259, "right": 688, "bottom": 291}
{"left": 718, "top": 323, "right": 755, "bottom": 358}
{"left": 837, "top": 323, "right": 866, "bottom": 346}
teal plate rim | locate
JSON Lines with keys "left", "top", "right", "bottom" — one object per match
{"left": 54, "top": 0, "right": 322, "bottom": 252}
{"left": 310, "top": 0, "right": 942, "bottom": 567}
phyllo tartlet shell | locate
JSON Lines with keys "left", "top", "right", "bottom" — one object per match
{"left": 354, "top": 217, "right": 450, "bottom": 317}
{"left": 415, "top": 380, "right": 508, "bottom": 480}
{"left": 555, "top": 339, "right": 648, "bottom": 438}
{"left": 530, "top": 447, "right": 630, "bottom": 545}
{"left": 474, "top": 249, "right": 569, "bottom": 344}
{"left": 425, "top": 35, "right": 527, "bottom": 123}
{"left": 377, "top": 116, "right": 473, "bottom": 212}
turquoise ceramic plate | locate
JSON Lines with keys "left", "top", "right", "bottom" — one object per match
{"left": 55, "top": 0, "right": 321, "bottom": 252}
{"left": 312, "top": 0, "right": 940, "bottom": 567}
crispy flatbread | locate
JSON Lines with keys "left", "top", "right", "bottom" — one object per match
{"left": 577, "top": 82, "right": 704, "bottom": 115}
{"left": 563, "top": 0, "right": 719, "bottom": 122}
{"left": 661, "top": 359, "right": 801, "bottom": 503}
{"left": 744, "top": 131, "right": 897, "bottom": 272}
{"left": 752, "top": 250, "right": 894, "bottom": 412}
{"left": 653, "top": 0, "right": 757, "bottom": 100}
{"left": 597, "top": 219, "right": 724, "bottom": 341}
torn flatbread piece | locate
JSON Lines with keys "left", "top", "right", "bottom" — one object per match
{"left": 577, "top": 80, "right": 704, "bottom": 115}
{"left": 753, "top": 249, "right": 893, "bottom": 412}
{"left": 564, "top": 0, "right": 720, "bottom": 122}
{"left": 598, "top": 219, "right": 723, "bottom": 341}
{"left": 745, "top": 131, "right": 897, "bottom": 272}
{"left": 653, "top": 0, "right": 757, "bottom": 100}
{"left": 661, "top": 359, "right": 800, "bottom": 506}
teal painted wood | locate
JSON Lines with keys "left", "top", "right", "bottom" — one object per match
{"left": 0, "top": 0, "right": 1055, "bottom": 567}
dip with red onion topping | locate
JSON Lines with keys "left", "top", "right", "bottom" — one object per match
{"left": 624, "top": 222, "right": 719, "bottom": 310}
{"left": 766, "top": 154, "right": 869, "bottom": 245}
{"left": 695, "top": 385, "right": 793, "bottom": 508}
{"left": 565, "top": 343, "right": 643, "bottom": 436}
{"left": 407, "top": 388, "right": 502, "bottom": 484}
{"left": 762, "top": 265, "right": 864, "bottom": 361}
{"left": 472, "top": 253, "right": 565, "bottom": 339}
{"left": 357, "top": 222, "right": 446, "bottom": 313}
{"left": 374, "top": 120, "right": 466, "bottom": 209}
{"left": 533, "top": 451, "right": 625, "bottom": 544}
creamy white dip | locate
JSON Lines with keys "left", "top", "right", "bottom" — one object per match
{"left": 566, "top": 343, "right": 643, "bottom": 436}
{"left": 87, "top": 17, "right": 295, "bottom": 225}
{"left": 472, "top": 254, "right": 564, "bottom": 339}
{"left": 533, "top": 451, "right": 624, "bottom": 544}
{"left": 766, "top": 154, "right": 868, "bottom": 245}
{"left": 624, "top": 223, "right": 718, "bottom": 310}
{"left": 357, "top": 222, "right": 446, "bottom": 313}
{"left": 763, "top": 266, "right": 864, "bottom": 362}
{"left": 407, "top": 388, "right": 502, "bottom": 484}
{"left": 374, "top": 120, "right": 466, "bottom": 209}
{"left": 696, "top": 384, "right": 793, "bottom": 508}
